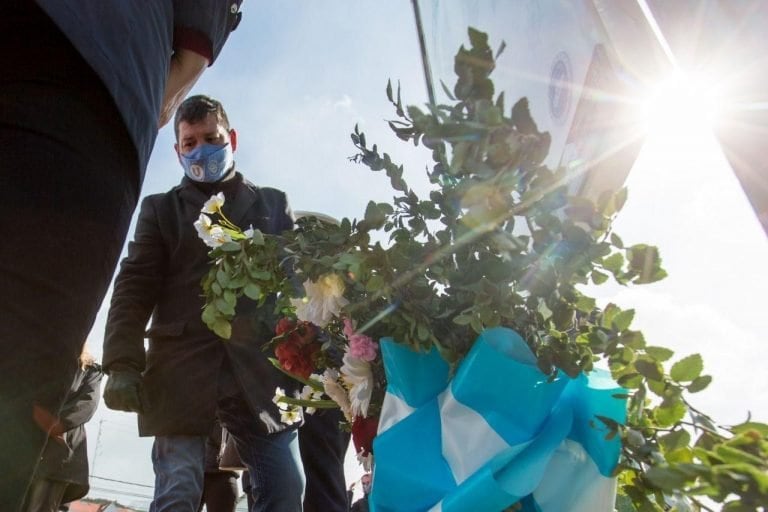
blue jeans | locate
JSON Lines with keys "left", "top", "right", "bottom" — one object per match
{"left": 218, "top": 393, "right": 305, "bottom": 512}
{"left": 150, "top": 429, "right": 304, "bottom": 512}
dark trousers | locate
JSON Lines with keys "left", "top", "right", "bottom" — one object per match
{"left": 199, "top": 471, "right": 239, "bottom": 512}
{"left": 299, "top": 408, "right": 351, "bottom": 512}
{"left": 21, "top": 478, "right": 67, "bottom": 512}
{"left": 0, "top": 4, "right": 140, "bottom": 510}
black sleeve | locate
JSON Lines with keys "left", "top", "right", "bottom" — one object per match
{"left": 103, "top": 195, "right": 167, "bottom": 372}
{"left": 173, "top": 0, "right": 243, "bottom": 64}
{"left": 59, "top": 366, "right": 104, "bottom": 431}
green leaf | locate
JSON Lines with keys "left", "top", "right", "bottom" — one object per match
{"left": 453, "top": 314, "right": 473, "bottom": 326}
{"left": 658, "top": 429, "right": 691, "bottom": 453}
{"left": 602, "top": 252, "right": 624, "bottom": 274}
{"left": 244, "top": 283, "right": 261, "bottom": 300}
{"left": 620, "top": 331, "right": 646, "bottom": 350}
{"left": 417, "top": 323, "right": 430, "bottom": 341}
{"left": 655, "top": 400, "right": 687, "bottom": 427}
{"left": 612, "top": 309, "right": 635, "bottom": 331}
{"left": 249, "top": 229, "right": 265, "bottom": 246}
{"left": 635, "top": 360, "right": 663, "bottom": 382}
{"left": 627, "top": 244, "right": 665, "bottom": 284}
{"left": 249, "top": 269, "right": 272, "bottom": 281}
{"left": 363, "top": 201, "right": 388, "bottom": 228}
{"left": 220, "top": 241, "right": 241, "bottom": 252}
{"left": 617, "top": 373, "right": 643, "bottom": 389}
{"left": 591, "top": 269, "right": 609, "bottom": 284}
{"left": 670, "top": 354, "right": 703, "bottom": 382}
{"left": 201, "top": 304, "right": 218, "bottom": 326}
{"left": 575, "top": 295, "right": 596, "bottom": 313}
{"left": 714, "top": 445, "right": 767, "bottom": 466}
{"left": 645, "top": 346, "right": 674, "bottom": 362}
{"left": 215, "top": 297, "right": 235, "bottom": 316}
{"left": 216, "top": 268, "right": 230, "bottom": 287}
{"left": 687, "top": 375, "right": 712, "bottom": 393}
{"left": 366, "top": 274, "right": 385, "bottom": 292}
{"left": 644, "top": 466, "right": 691, "bottom": 491}
{"left": 212, "top": 319, "right": 232, "bottom": 339}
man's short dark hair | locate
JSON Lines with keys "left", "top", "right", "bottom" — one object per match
{"left": 174, "top": 95, "right": 231, "bottom": 140}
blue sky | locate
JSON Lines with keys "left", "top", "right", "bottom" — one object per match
{"left": 82, "top": 2, "right": 767, "bottom": 507}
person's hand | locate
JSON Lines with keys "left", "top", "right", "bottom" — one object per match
{"left": 103, "top": 369, "right": 146, "bottom": 413}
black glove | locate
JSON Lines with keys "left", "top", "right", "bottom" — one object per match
{"left": 103, "top": 368, "right": 145, "bottom": 413}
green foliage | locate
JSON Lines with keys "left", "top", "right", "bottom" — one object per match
{"left": 201, "top": 27, "right": 767, "bottom": 511}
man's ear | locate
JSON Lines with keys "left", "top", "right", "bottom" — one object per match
{"left": 229, "top": 129, "right": 238, "bottom": 151}
{"left": 174, "top": 142, "right": 182, "bottom": 162}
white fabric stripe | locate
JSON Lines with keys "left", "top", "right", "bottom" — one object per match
{"left": 377, "top": 391, "right": 416, "bottom": 435}
{"left": 533, "top": 439, "right": 617, "bottom": 512}
{"left": 438, "top": 388, "right": 525, "bottom": 484}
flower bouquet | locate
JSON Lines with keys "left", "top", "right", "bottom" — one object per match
{"left": 198, "top": 28, "right": 768, "bottom": 512}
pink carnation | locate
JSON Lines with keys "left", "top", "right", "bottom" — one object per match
{"left": 343, "top": 318, "right": 378, "bottom": 362}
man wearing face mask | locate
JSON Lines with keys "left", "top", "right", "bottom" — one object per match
{"left": 101, "top": 95, "right": 305, "bottom": 512}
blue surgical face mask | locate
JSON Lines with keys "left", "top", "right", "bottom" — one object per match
{"left": 180, "top": 143, "right": 234, "bottom": 183}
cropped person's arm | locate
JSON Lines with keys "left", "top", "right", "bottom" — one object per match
{"left": 158, "top": 49, "right": 208, "bottom": 127}
{"left": 158, "top": 1, "right": 243, "bottom": 127}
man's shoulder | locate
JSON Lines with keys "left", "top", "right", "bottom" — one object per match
{"left": 142, "top": 184, "right": 185, "bottom": 201}
{"left": 239, "top": 178, "right": 286, "bottom": 200}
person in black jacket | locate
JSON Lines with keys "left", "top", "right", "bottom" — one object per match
{"left": 0, "top": 3, "right": 241, "bottom": 509}
{"left": 102, "top": 95, "right": 304, "bottom": 512}
{"left": 22, "top": 345, "right": 103, "bottom": 512}
{"left": 350, "top": 473, "right": 371, "bottom": 512}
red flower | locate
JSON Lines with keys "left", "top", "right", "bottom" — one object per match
{"left": 351, "top": 415, "right": 379, "bottom": 456}
{"left": 274, "top": 318, "right": 321, "bottom": 380}
{"left": 293, "top": 321, "right": 317, "bottom": 346}
{"left": 275, "top": 317, "right": 295, "bottom": 336}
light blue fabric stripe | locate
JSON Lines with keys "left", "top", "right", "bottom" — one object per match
{"left": 440, "top": 402, "right": 573, "bottom": 512}
{"left": 379, "top": 337, "right": 450, "bottom": 408}
{"left": 370, "top": 328, "right": 627, "bottom": 512}
{"left": 449, "top": 327, "right": 570, "bottom": 445}
{"left": 370, "top": 399, "right": 455, "bottom": 512}
{"left": 563, "top": 370, "right": 627, "bottom": 476}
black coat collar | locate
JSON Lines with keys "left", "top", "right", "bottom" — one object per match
{"left": 178, "top": 171, "right": 261, "bottom": 227}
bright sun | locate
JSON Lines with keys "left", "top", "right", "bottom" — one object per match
{"left": 639, "top": 70, "right": 724, "bottom": 140}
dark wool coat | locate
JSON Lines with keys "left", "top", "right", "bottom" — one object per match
{"left": 35, "top": 363, "right": 103, "bottom": 502}
{"left": 103, "top": 173, "right": 299, "bottom": 436}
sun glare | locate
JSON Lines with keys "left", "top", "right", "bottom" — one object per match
{"left": 639, "top": 71, "right": 724, "bottom": 139}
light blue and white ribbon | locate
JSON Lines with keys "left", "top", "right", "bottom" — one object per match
{"left": 370, "top": 327, "right": 626, "bottom": 512}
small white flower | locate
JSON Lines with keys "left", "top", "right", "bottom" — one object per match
{"left": 280, "top": 406, "right": 302, "bottom": 425}
{"left": 341, "top": 352, "right": 373, "bottom": 418}
{"left": 202, "top": 192, "right": 225, "bottom": 214}
{"left": 290, "top": 274, "right": 349, "bottom": 327}
{"left": 273, "top": 387, "right": 288, "bottom": 410}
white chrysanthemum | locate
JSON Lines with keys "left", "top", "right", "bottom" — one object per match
{"left": 341, "top": 352, "right": 373, "bottom": 418}
{"left": 201, "top": 192, "right": 225, "bottom": 214}
{"left": 322, "top": 369, "right": 353, "bottom": 422}
{"left": 290, "top": 274, "right": 349, "bottom": 327}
